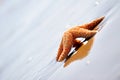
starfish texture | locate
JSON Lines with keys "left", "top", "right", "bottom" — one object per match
{"left": 56, "top": 17, "right": 104, "bottom": 62}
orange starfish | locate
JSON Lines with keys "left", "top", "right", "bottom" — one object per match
{"left": 56, "top": 17, "right": 104, "bottom": 62}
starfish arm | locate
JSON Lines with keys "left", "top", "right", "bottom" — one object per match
{"left": 79, "top": 16, "right": 104, "bottom": 30}
{"left": 72, "top": 28, "right": 97, "bottom": 38}
{"left": 57, "top": 32, "right": 73, "bottom": 62}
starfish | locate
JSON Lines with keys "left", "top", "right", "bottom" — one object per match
{"left": 56, "top": 17, "right": 104, "bottom": 62}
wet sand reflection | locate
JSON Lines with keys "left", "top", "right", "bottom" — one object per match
{"left": 64, "top": 37, "right": 94, "bottom": 67}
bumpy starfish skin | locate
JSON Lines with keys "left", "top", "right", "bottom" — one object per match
{"left": 56, "top": 17, "right": 104, "bottom": 62}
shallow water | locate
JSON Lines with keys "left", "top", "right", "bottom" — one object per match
{"left": 0, "top": 0, "right": 120, "bottom": 80}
